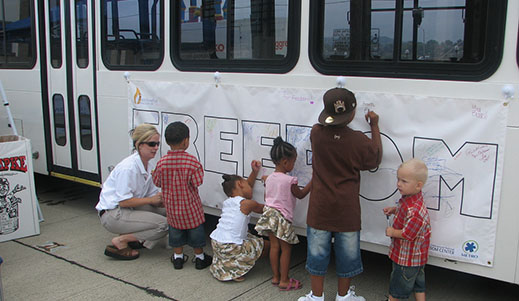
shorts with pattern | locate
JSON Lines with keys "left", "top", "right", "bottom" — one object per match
{"left": 209, "top": 233, "right": 264, "bottom": 281}
{"left": 254, "top": 206, "right": 299, "bottom": 244}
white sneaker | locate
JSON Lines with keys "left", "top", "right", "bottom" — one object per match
{"left": 298, "top": 291, "right": 324, "bottom": 301}
{"left": 335, "top": 286, "right": 366, "bottom": 301}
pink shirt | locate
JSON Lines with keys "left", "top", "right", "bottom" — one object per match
{"left": 264, "top": 172, "right": 298, "bottom": 222}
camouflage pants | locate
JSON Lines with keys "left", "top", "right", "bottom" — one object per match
{"left": 210, "top": 233, "right": 264, "bottom": 281}
{"left": 255, "top": 206, "right": 299, "bottom": 244}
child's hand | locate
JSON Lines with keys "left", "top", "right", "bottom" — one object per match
{"left": 150, "top": 192, "right": 163, "bottom": 207}
{"left": 251, "top": 160, "right": 261, "bottom": 173}
{"left": 385, "top": 226, "right": 393, "bottom": 237}
{"left": 383, "top": 206, "right": 396, "bottom": 216}
{"left": 365, "top": 110, "right": 379, "bottom": 126}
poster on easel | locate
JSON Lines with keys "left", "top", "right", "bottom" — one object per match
{"left": 0, "top": 135, "right": 40, "bottom": 242}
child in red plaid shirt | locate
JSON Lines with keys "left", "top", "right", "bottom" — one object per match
{"left": 383, "top": 158, "right": 431, "bottom": 301}
{"left": 153, "top": 121, "right": 212, "bottom": 270}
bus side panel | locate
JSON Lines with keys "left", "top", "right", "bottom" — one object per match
{"left": 96, "top": 71, "right": 132, "bottom": 182}
{"left": 0, "top": 71, "right": 46, "bottom": 174}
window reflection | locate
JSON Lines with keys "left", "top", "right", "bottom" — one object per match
{"left": 321, "top": 0, "right": 475, "bottom": 63}
{"left": 178, "top": 0, "right": 290, "bottom": 60}
{"left": 76, "top": 0, "right": 89, "bottom": 68}
{"left": 53, "top": 94, "right": 66, "bottom": 146}
{"left": 78, "top": 96, "right": 92, "bottom": 150}
{"left": 102, "top": 0, "right": 162, "bottom": 68}
{"left": 0, "top": 0, "right": 35, "bottom": 67}
{"left": 49, "top": 0, "right": 62, "bottom": 68}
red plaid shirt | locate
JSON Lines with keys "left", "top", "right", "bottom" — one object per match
{"left": 389, "top": 191, "right": 431, "bottom": 266}
{"left": 153, "top": 150, "right": 205, "bottom": 229}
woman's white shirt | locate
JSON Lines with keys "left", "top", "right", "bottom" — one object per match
{"left": 95, "top": 152, "right": 158, "bottom": 210}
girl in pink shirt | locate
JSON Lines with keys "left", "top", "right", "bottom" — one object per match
{"left": 255, "top": 137, "right": 311, "bottom": 291}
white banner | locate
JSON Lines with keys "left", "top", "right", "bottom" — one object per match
{"left": 128, "top": 80, "right": 508, "bottom": 267}
{"left": 0, "top": 136, "right": 40, "bottom": 242}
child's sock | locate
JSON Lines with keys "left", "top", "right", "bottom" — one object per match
{"left": 174, "top": 253, "right": 184, "bottom": 260}
{"left": 195, "top": 253, "right": 205, "bottom": 260}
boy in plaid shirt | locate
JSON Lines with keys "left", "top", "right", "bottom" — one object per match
{"left": 383, "top": 158, "right": 431, "bottom": 301}
{"left": 153, "top": 121, "right": 212, "bottom": 270}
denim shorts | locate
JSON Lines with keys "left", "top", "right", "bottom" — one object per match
{"left": 389, "top": 261, "right": 426, "bottom": 299}
{"left": 305, "top": 226, "right": 363, "bottom": 278}
{"left": 168, "top": 224, "right": 207, "bottom": 248}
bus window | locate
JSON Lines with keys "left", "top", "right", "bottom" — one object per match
{"left": 309, "top": 0, "right": 506, "bottom": 80}
{"left": 75, "top": 0, "right": 89, "bottom": 68}
{"left": 171, "top": 0, "right": 300, "bottom": 73}
{"left": 101, "top": 0, "right": 163, "bottom": 70}
{"left": 78, "top": 95, "right": 92, "bottom": 150}
{"left": 49, "top": 0, "right": 62, "bottom": 68}
{"left": 0, "top": 0, "right": 36, "bottom": 68}
{"left": 53, "top": 94, "right": 66, "bottom": 146}
{"left": 400, "top": 1, "right": 466, "bottom": 62}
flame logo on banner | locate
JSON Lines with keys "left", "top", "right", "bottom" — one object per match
{"left": 134, "top": 88, "right": 142, "bottom": 104}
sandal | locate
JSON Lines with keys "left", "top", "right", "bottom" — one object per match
{"left": 279, "top": 278, "right": 302, "bottom": 291}
{"left": 233, "top": 276, "right": 245, "bottom": 282}
{"left": 128, "top": 241, "right": 145, "bottom": 249}
{"left": 104, "top": 245, "right": 139, "bottom": 260}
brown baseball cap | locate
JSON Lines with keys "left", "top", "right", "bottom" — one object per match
{"left": 318, "top": 88, "right": 357, "bottom": 126}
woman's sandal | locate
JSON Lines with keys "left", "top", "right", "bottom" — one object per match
{"left": 128, "top": 241, "right": 145, "bottom": 249}
{"left": 104, "top": 245, "right": 139, "bottom": 260}
{"left": 232, "top": 276, "right": 245, "bottom": 282}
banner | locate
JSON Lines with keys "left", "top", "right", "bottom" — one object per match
{"left": 128, "top": 80, "right": 508, "bottom": 267}
{"left": 0, "top": 136, "right": 40, "bottom": 242}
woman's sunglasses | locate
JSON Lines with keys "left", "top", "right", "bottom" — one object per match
{"left": 143, "top": 141, "right": 160, "bottom": 147}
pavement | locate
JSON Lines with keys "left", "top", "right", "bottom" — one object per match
{"left": 0, "top": 175, "right": 518, "bottom": 300}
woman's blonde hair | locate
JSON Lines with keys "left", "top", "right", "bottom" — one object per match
{"left": 130, "top": 124, "right": 159, "bottom": 150}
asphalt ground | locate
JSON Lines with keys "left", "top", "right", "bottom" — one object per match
{"left": 0, "top": 175, "right": 518, "bottom": 300}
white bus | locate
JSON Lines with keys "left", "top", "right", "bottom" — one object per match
{"left": 0, "top": 0, "right": 518, "bottom": 284}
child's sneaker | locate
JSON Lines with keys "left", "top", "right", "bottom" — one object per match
{"left": 171, "top": 254, "right": 188, "bottom": 270}
{"left": 335, "top": 286, "right": 366, "bottom": 301}
{"left": 298, "top": 291, "right": 324, "bottom": 301}
{"left": 194, "top": 253, "right": 212, "bottom": 270}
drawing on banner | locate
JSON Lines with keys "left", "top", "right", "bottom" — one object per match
{"left": 132, "top": 109, "right": 159, "bottom": 126}
{"left": 286, "top": 124, "right": 312, "bottom": 187}
{"left": 0, "top": 177, "right": 26, "bottom": 235}
{"left": 359, "top": 101, "right": 376, "bottom": 115}
{"left": 129, "top": 80, "right": 507, "bottom": 266}
{"left": 160, "top": 112, "right": 200, "bottom": 161}
{"left": 242, "top": 120, "right": 280, "bottom": 178}
{"left": 204, "top": 116, "right": 239, "bottom": 176}
{"left": 414, "top": 137, "right": 498, "bottom": 219}
{"left": 281, "top": 89, "right": 317, "bottom": 105}
{"left": 360, "top": 132, "right": 402, "bottom": 202}
{"left": 202, "top": 117, "right": 314, "bottom": 187}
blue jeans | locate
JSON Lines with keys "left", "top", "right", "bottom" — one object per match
{"left": 389, "top": 261, "right": 426, "bottom": 299}
{"left": 305, "top": 226, "right": 363, "bottom": 278}
{"left": 168, "top": 224, "right": 207, "bottom": 248}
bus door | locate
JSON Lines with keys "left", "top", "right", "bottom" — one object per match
{"left": 44, "top": 0, "right": 99, "bottom": 185}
